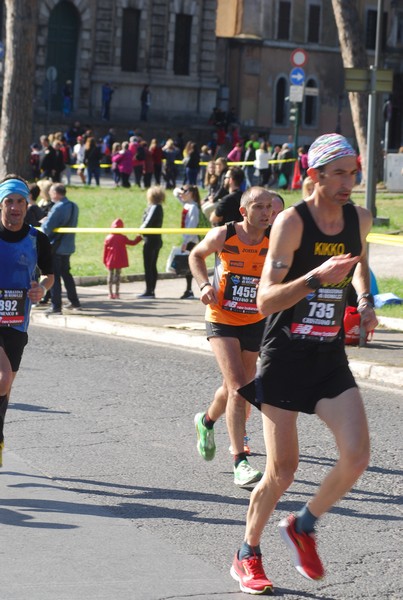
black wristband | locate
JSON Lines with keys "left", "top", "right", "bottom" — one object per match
{"left": 199, "top": 282, "right": 212, "bottom": 291}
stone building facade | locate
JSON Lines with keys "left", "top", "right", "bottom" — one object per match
{"left": 216, "top": 0, "right": 403, "bottom": 149}
{"left": 35, "top": 0, "right": 218, "bottom": 122}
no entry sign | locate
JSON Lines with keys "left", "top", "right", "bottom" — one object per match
{"left": 291, "top": 48, "right": 308, "bottom": 68}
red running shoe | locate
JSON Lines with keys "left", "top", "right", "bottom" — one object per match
{"left": 278, "top": 514, "right": 325, "bottom": 580}
{"left": 230, "top": 552, "right": 274, "bottom": 595}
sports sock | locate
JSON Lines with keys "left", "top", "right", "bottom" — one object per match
{"left": 295, "top": 505, "right": 318, "bottom": 534}
{"left": 234, "top": 452, "right": 247, "bottom": 467}
{"left": 0, "top": 395, "right": 8, "bottom": 444}
{"left": 203, "top": 413, "right": 215, "bottom": 429}
{"left": 239, "top": 541, "right": 261, "bottom": 560}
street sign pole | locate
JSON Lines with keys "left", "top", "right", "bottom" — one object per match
{"left": 366, "top": 67, "right": 378, "bottom": 218}
{"left": 365, "top": 0, "right": 383, "bottom": 219}
{"left": 289, "top": 102, "right": 301, "bottom": 158}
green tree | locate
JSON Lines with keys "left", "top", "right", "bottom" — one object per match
{"left": 0, "top": 0, "right": 39, "bottom": 179}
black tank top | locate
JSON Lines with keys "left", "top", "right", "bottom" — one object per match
{"left": 262, "top": 200, "right": 361, "bottom": 352}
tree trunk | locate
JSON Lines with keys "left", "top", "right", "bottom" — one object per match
{"left": 0, "top": 0, "right": 39, "bottom": 179}
{"left": 331, "top": 0, "right": 370, "bottom": 183}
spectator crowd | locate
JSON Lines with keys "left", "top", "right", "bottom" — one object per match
{"left": 29, "top": 112, "right": 316, "bottom": 194}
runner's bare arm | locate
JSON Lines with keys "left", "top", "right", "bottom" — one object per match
{"left": 189, "top": 227, "right": 227, "bottom": 305}
{"left": 28, "top": 275, "right": 55, "bottom": 303}
{"left": 352, "top": 206, "right": 378, "bottom": 331}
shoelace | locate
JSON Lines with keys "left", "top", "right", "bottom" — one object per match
{"left": 245, "top": 556, "right": 271, "bottom": 582}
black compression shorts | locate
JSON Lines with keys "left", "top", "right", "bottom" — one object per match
{"left": 0, "top": 328, "right": 28, "bottom": 372}
{"left": 239, "top": 342, "right": 357, "bottom": 414}
{"left": 205, "top": 319, "right": 266, "bottom": 353}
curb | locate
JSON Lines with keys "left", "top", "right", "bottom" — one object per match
{"left": 348, "top": 360, "right": 402, "bottom": 388}
{"left": 31, "top": 312, "right": 402, "bottom": 388}
{"left": 30, "top": 311, "right": 211, "bottom": 353}
{"left": 377, "top": 316, "right": 403, "bottom": 332}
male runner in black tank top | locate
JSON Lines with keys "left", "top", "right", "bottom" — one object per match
{"left": 230, "top": 134, "right": 378, "bottom": 595}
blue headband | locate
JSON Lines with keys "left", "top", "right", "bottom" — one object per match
{"left": 0, "top": 179, "right": 30, "bottom": 203}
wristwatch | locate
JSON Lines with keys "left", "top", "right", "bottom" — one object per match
{"left": 357, "top": 292, "right": 374, "bottom": 306}
{"left": 305, "top": 274, "right": 321, "bottom": 291}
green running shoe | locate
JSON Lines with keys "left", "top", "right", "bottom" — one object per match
{"left": 0, "top": 441, "right": 4, "bottom": 468}
{"left": 234, "top": 460, "right": 262, "bottom": 487}
{"left": 194, "top": 412, "right": 216, "bottom": 461}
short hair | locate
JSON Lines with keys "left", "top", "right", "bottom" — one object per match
{"left": 240, "top": 186, "right": 273, "bottom": 210}
{"left": 267, "top": 189, "right": 285, "bottom": 209}
{"left": 50, "top": 183, "right": 66, "bottom": 196}
{"left": 1, "top": 173, "right": 29, "bottom": 186}
{"left": 29, "top": 183, "right": 40, "bottom": 201}
{"left": 227, "top": 166, "right": 244, "bottom": 187}
{"left": 147, "top": 185, "right": 165, "bottom": 205}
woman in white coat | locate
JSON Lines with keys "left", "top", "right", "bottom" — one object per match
{"left": 173, "top": 185, "right": 201, "bottom": 299}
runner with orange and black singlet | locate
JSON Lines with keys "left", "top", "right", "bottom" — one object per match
{"left": 189, "top": 187, "right": 279, "bottom": 488}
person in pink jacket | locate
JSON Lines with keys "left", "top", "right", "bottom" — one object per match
{"left": 103, "top": 218, "right": 141, "bottom": 299}
{"left": 111, "top": 142, "right": 133, "bottom": 188}
{"left": 227, "top": 141, "right": 243, "bottom": 164}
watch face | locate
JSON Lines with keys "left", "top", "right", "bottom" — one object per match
{"left": 307, "top": 275, "right": 320, "bottom": 290}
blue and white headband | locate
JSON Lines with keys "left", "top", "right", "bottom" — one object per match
{"left": 0, "top": 178, "right": 30, "bottom": 203}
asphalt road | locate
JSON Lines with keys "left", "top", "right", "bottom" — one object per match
{"left": 3, "top": 326, "right": 402, "bottom": 599}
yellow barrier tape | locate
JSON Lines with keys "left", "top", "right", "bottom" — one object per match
{"left": 71, "top": 164, "right": 112, "bottom": 169}
{"left": 69, "top": 158, "right": 296, "bottom": 169}
{"left": 51, "top": 229, "right": 403, "bottom": 247}
{"left": 174, "top": 159, "right": 296, "bottom": 166}
{"left": 54, "top": 228, "right": 211, "bottom": 234}
{"left": 367, "top": 233, "right": 403, "bottom": 246}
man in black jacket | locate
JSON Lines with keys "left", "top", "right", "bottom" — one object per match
{"left": 39, "top": 136, "right": 56, "bottom": 180}
{"left": 210, "top": 167, "right": 245, "bottom": 225}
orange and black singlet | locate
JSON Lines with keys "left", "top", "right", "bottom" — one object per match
{"left": 206, "top": 222, "right": 270, "bottom": 326}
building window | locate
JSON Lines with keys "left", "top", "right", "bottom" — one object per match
{"left": 277, "top": 1, "right": 291, "bottom": 40}
{"left": 274, "top": 77, "right": 287, "bottom": 125}
{"left": 303, "top": 78, "right": 318, "bottom": 127}
{"left": 307, "top": 3, "right": 321, "bottom": 44}
{"left": 396, "top": 12, "right": 403, "bottom": 45}
{"left": 0, "top": 2, "right": 3, "bottom": 40}
{"left": 121, "top": 8, "right": 140, "bottom": 72}
{"left": 365, "top": 8, "right": 388, "bottom": 50}
{"left": 174, "top": 14, "right": 192, "bottom": 75}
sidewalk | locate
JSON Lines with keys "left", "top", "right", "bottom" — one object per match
{"left": 30, "top": 276, "right": 403, "bottom": 388}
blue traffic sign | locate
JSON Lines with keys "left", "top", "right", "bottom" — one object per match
{"left": 290, "top": 67, "right": 305, "bottom": 86}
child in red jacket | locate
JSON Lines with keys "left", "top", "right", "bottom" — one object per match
{"left": 103, "top": 218, "right": 141, "bottom": 299}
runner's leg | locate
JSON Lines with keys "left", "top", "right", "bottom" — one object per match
{"left": 245, "top": 404, "right": 299, "bottom": 546}
{"left": 308, "top": 387, "right": 370, "bottom": 518}
{"left": 209, "top": 336, "right": 258, "bottom": 454}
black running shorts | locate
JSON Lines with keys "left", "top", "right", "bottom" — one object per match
{"left": 205, "top": 319, "right": 266, "bottom": 353}
{"left": 0, "top": 328, "right": 28, "bottom": 372}
{"left": 239, "top": 341, "right": 357, "bottom": 414}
